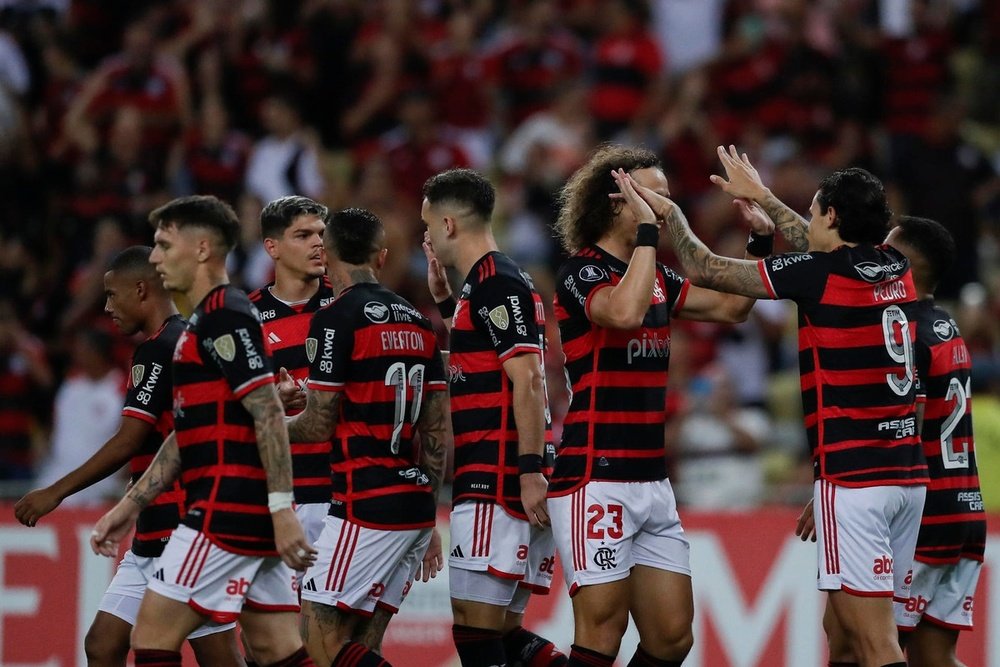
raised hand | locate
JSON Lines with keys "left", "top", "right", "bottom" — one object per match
{"left": 733, "top": 198, "right": 775, "bottom": 236}
{"left": 709, "top": 145, "right": 769, "bottom": 202}
{"left": 610, "top": 168, "right": 660, "bottom": 227}
{"left": 422, "top": 232, "right": 452, "bottom": 304}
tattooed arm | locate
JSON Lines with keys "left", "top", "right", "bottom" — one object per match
{"left": 90, "top": 432, "right": 182, "bottom": 557}
{"left": 709, "top": 145, "right": 810, "bottom": 252}
{"left": 286, "top": 388, "right": 342, "bottom": 444}
{"left": 241, "top": 383, "right": 295, "bottom": 494}
{"left": 415, "top": 390, "right": 449, "bottom": 500}
{"left": 242, "top": 382, "right": 317, "bottom": 570}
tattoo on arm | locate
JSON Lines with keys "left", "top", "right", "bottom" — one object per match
{"left": 241, "top": 384, "right": 294, "bottom": 493}
{"left": 664, "top": 205, "right": 771, "bottom": 299}
{"left": 761, "top": 192, "right": 809, "bottom": 252}
{"left": 287, "top": 390, "right": 341, "bottom": 444}
{"left": 416, "top": 391, "right": 449, "bottom": 499}
{"left": 127, "top": 432, "right": 182, "bottom": 509}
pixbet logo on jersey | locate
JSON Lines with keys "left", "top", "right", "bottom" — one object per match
{"left": 626, "top": 331, "right": 670, "bottom": 365}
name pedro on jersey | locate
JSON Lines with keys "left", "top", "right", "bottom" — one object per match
{"left": 380, "top": 330, "right": 426, "bottom": 352}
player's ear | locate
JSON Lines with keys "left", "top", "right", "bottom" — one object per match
{"left": 375, "top": 247, "right": 388, "bottom": 272}
{"left": 825, "top": 205, "right": 839, "bottom": 229}
{"left": 444, "top": 216, "right": 457, "bottom": 237}
{"left": 135, "top": 279, "right": 148, "bottom": 301}
{"left": 262, "top": 236, "right": 279, "bottom": 260}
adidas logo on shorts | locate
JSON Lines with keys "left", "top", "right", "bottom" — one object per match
{"left": 303, "top": 579, "right": 318, "bottom": 592}
{"left": 451, "top": 545, "right": 465, "bottom": 559}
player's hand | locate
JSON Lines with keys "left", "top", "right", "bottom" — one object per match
{"left": 611, "top": 169, "right": 661, "bottom": 228}
{"left": 709, "top": 145, "right": 769, "bottom": 202}
{"left": 90, "top": 500, "right": 141, "bottom": 557}
{"left": 277, "top": 367, "right": 307, "bottom": 412}
{"left": 795, "top": 500, "right": 816, "bottom": 542}
{"left": 422, "top": 232, "right": 452, "bottom": 304}
{"left": 271, "top": 507, "right": 317, "bottom": 571}
{"left": 14, "top": 487, "right": 61, "bottom": 527}
{"left": 520, "top": 473, "right": 551, "bottom": 528}
{"left": 416, "top": 528, "right": 443, "bottom": 583}
{"left": 734, "top": 198, "right": 775, "bottom": 236}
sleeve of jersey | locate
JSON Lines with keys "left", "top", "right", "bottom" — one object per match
{"left": 914, "top": 339, "right": 931, "bottom": 404}
{"left": 424, "top": 344, "right": 448, "bottom": 393}
{"left": 305, "top": 307, "right": 351, "bottom": 393}
{"left": 556, "top": 258, "right": 615, "bottom": 321}
{"left": 200, "top": 309, "right": 275, "bottom": 399}
{"left": 757, "top": 252, "right": 825, "bottom": 302}
{"left": 121, "top": 340, "right": 169, "bottom": 425}
{"left": 662, "top": 265, "right": 691, "bottom": 315}
{"left": 471, "top": 276, "right": 542, "bottom": 363}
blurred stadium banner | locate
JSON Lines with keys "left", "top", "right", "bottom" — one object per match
{"left": 1, "top": 505, "right": 996, "bottom": 667}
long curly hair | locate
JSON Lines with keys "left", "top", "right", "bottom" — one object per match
{"left": 555, "top": 144, "right": 661, "bottom": 253}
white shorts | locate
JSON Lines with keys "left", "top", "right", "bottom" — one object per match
{"left": 548, "top": 479, "right": 691, "bottom": 595}
{"left": 300, "top": 515, "right": 431, "bottom": 616}
{"left": 448, "top": 502, "right": 555, "bottom": 584}
{"left": 296, "top": 502, "right": 332, "bottom": 547}
{"left": 99, "top": 550, "right": 235, "bottom": 639}
{"left": 894, "top": 558, "right": 981, "bottom": 631}
{"left": 147, "top": 525, "right": 299, "bottom": 624}
{"left": 814, "top": 480, "right": 926, "bottom": 597}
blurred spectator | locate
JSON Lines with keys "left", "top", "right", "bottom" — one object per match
{"left": 669, "top": 365, "right": 770, "bottom": 510}
{"left": 485, "top": 0, "right": 583, "bottom": 130}
{"left": 169, "top": 95, "right": 251, "bottom": 203}
{"left": 0, "top": 300, "right": 53, "bottom": 485}
{"left": 589, "top": 0, "right": 663, "bottom": 140}
{"left": 651, "top": 0, "right": 725, "bottom": 75}
{"left": 244, "top": 91, "right": 325, "bottom": 204}
{"left": 33, "top": 328, "right": 124, "bottom": 505}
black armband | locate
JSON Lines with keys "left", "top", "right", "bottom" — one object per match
{"left": 436, "top": 296, "right": 457, "bottom": 319}
{"left": 746, "top": 232, "right": 774, "bottom": 257}
{"left": 635, "top": 223, "right": 660, "bottom": 248}
{"left": 518, "top": 454, "right": 544, "bottom": 475}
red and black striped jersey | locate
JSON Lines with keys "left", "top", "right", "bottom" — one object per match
{"left": 249, "top": 278, "right": 335, "bottom": 505}
{"left": 172, "top": 285, "right": 278, "bottom": 555}
{"left": 758, "top": 244, "right": 928, "bottom": 487}
{"left": 305, "top": 282, "right": 446, "bottom": 529}
{"left": 911, "top": 300, "right": 986, "bottom": 563}
{"left": 550, "top": 246, "right": 689, "bottom": 496}
{"left": 122, "top": 314, "right": 185, "bottom": 557}
{"left": 449, "top": 252, "right": 554, "bottom": 519}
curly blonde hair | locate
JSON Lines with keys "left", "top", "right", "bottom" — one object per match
{"left": 555, "top": 144, "right": 661, "bottom": 253}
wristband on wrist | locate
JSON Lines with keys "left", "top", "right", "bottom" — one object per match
{"left": 436, "top": 295, "right": 457, "bottom": 319}
{"left": 746, "top": 231, "right": 774, "bottom": 257}
{"left": 518, "top": 454, "right": 544, "bottom": 475}
{"left": 267, "top": 491, "right": 294, "bottom": 513}
{"left": 635, "top": 223, "right": 660, "bottom": 248}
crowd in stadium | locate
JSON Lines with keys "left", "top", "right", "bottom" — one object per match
{"left": 0, "top": 0, "right": 998, "bottom": 510}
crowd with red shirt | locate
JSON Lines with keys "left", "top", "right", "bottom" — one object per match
{"left": 0, "top": 0, "right": 997, "bottom": 499}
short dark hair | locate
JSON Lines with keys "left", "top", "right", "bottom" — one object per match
{"left": 893, "top": 216, "right": 956, "bottom": 291}
{"left": 324, "top": 208, "right": 383, "bottom": 265}
{"left": 816, "top": 168, "right": 892, "bottom": 245}
{"left": 556, "top": 144, "right": 661, "bottom": 252}
{"left": 259, "top": 196, "right": 329, "bottom": 240}
{"left": 422, "top": 169, "right": 495, "bottom": 222}
{"left": 149, "top": 195, "right": 240, "bottom": 251}
{"left": 108, "top": 245, "right": 154, "bottom": 275}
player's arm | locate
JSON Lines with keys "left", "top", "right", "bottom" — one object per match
{"left": 586, "top": 240, "right": 659, "bottom": 330}
{"left": 615, "top": 170, "right": 770, "bottom": 300}
{"left": 415, "top": 390, "right": 449, "bottom": 499}
{"left": 286, "top": 388, "right": 342, "bottom": 444}
{"left": 503, "top": 352, "right": 550, "bottom": 528}
{"left": 15, "top": 416, "right": 153, "bottom": 526}
{"left": 241, "top": 383, "right": 317, "bottom": 570}
{"left": 709, "top": 145, "right": 810, "bottom": 252}
{"left": 90, "top": 432, "right": 183, "bottom": 557}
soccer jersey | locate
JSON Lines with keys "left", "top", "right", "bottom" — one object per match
{"left": 911, "top": 300, "right": 986, "bottom": 563}
{"left": 122, "top": 314, "right": 186, "bottom": 557}
{"left": 549, "top": 246, "right": 689, "bottom": 496}
{"left": 305, "top": 282, "right": 447, "bottom": 530}
{"left": 249, "top": 278, "right": 335, "bottom": 504}
{"left": 758, "top": 244, "right": 928, "bottom": 487}
{"left": 172, "top": 285, "right": 277, "bottom": 555}
{"left": 449, "top": 252, "right": 554, "bottom": 519}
